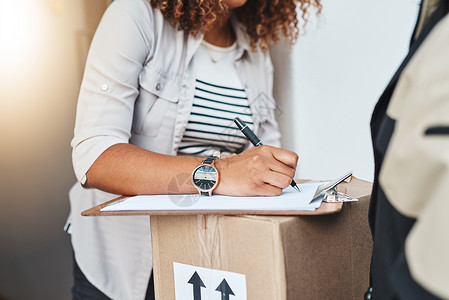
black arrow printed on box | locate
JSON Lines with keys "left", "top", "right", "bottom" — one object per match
{"left": 216, "top": 279, "right": 235, "bottom": 300}
{"left": 188, "top": 271, "right": 206, "bottom": 300}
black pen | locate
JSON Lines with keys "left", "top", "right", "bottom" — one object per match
{"left": 234, "top": 117, "right": 301, "bottom": 192}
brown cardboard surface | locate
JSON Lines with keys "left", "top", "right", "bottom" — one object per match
{"left": 151, "top": 177, "right": 373, "bottom": 299}
{"left": 151, "top": 215, "right": 287, "bottom": 299}
{"left": 280, "top": 192, "right": 372, "bottom": 298}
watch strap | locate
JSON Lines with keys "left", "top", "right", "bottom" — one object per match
{"left": 202, "top": 156, "right": 219, "bottom": 164}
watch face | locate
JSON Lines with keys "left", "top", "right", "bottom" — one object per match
{"left": 193, "top": 165, "right": 218, "bottom": 191}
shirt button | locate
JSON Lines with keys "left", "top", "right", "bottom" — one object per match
{"left": 101, "top": 84, "right": 108, "bottom": 92}
{"left": 156, "top": 83, "right": 161, "bottom": 91}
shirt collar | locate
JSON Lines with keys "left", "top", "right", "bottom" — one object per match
{"left": 230, "top": 14, "right": 252, "bottom": 61}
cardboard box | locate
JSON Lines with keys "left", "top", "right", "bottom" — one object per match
{"left": 150, "top": 177, "right": 373, "bottom": 299}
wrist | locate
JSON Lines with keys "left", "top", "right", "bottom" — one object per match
{"left": 212, "top": 158, "right": 228, "bottom": 195}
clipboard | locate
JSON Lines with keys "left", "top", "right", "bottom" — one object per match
{"left": 81, "top": 196, "right": 343, "bottom": 216}
{"left": 81, "top": 177, "right": 362, "bottom": 217}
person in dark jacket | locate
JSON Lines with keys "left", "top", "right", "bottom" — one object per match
{"left": 368, "top": 0, "right": 449, "bottom": 299}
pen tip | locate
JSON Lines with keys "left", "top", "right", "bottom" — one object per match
{"left": 293, "top": 185, "right": 301, "bottom": 192}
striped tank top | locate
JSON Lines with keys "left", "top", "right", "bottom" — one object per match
{"left": 178, "top": 40, "right": 254, "bottom": 156}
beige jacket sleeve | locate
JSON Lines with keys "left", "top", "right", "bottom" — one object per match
{"left": 379, "top": 14, "right": 449, "bottom": 299}
{"left": 71, "top": 0, "right": 153, "bottom": 182}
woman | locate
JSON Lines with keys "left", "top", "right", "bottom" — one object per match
{"left": 67, "top": 0, "right": 321, "bottom": 299}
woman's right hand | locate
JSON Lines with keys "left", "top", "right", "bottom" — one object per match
{"left": 214, "top": 145, "right": 299, "bottom": 196}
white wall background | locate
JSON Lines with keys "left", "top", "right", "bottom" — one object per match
{"left": 0, "top": 1, "right": 109, "bottom": 299}
{"left": 273, "top": 0, "right": 420, "bottom": 182}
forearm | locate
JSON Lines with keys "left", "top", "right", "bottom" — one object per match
{"left": 85, "top": 143, "right": 203, "bottom": 195}
{"left": 85, "top": 143, "right": 298, "bottom": 197}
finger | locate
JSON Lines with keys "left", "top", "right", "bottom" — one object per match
{"left": 268, "top": 159, "right": 296, "bottom": 179}
{"left": 264, "top": 172, "right": 293, "bottom": 190}
{"left": 245, "top": 148, "right": 295, "bottom": 182}
{"left": 269, "top": 147, "right": 299, "bottom": 169}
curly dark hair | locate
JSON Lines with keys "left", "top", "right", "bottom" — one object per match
{"left": 149, "top": 0, "right": 322, "bottom": 51}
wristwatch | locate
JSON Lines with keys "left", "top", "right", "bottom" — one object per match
{"left": 191, "top": 155, "right": 220, "bottom": 196}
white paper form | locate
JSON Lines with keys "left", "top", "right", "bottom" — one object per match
{"left": 101, "top": 181, "right": 323, "bottom": 212}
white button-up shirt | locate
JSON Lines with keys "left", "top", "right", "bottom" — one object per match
{"left": 67, "top": 0, "right": 281, "bottom": 299}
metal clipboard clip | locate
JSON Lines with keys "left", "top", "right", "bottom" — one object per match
{"left": 324, "top": 188, "right": 358, "bottom": 203}
{"left": 309, "top": 171, "right": 359, "bottom": 203}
